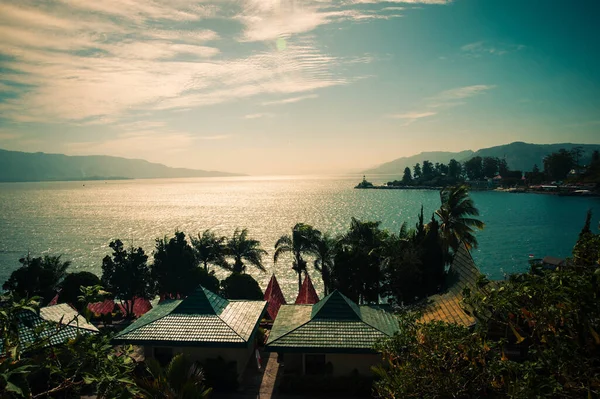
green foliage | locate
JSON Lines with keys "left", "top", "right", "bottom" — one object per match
{"left": 464, "top": 156, "right": 484, "bottom": 180}
{"left": 191, "top": 229, "right": 227, "bottom": 272}
{"left": 221, "top": 273, "right": 263, "bottom": 300}
{"left": 102, "top": 239, "right": 155, "bottom": 318}
{"left": 313, "top": 232, "right": 337, "bottom": 296}
{"left": 573, "top": 210, "right": 600, "bottom": 267}
{"left": 2, "top": 255, "right": 70, "bottom": 304}
{"left": 436, "top": 184, "right": 485, "bottom": 254}
{"left": 375, "top": 232, "right": 600, "bottom": 399}
{"left": 152, "top": 232, "right": 199, "bottom": 297}
{"left": 59, "top": 271, "right": 101, "bottom": 311}
{"left": 543, "top": 148, "right": 575, "bottom": 181}
{"left": 374, "top": 313, "right": 492, "bottom": 398}
{"left": 274, "top": 223, "right": 320, "bottom": 291}
{"left": 136, "top": 354, "right": 212, "bottom": 399}
{"left": 0, "top": 296, "right": 138, "bottom": 398}
{"left": 224, "top": 228, "right": 267, "bottom": 273}
{"left": 401, "top": 167, "right": 412, "bottom": 184}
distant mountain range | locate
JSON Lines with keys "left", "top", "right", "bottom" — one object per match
{"left": 363, "top": 142, "right": 600, "bottom": 176}
{"left": 0, "top": 149, "right": 241, "bottom": 182}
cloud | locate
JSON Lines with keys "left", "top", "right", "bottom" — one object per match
{"left": 427, "top": 84, "right": 496, "bottom": 107}
{"left": 461, "top": 41, "right": 525, "bottom": 57}
{"left": 244, "top": 113, "right": 275, "bottom": 119}
{"left": 389, "top": 111, "right": 437, "bottom": 125}
{"left": 389, "top": 85, "right": 495, "bottom": 125}
{"left": 262, "top": 94, "right": 319, "bottom": 106}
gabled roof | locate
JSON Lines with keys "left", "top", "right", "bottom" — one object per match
{"left": 1, "top": 303, "right": 98, "bottom": 355}
{"left": 418, "top": 244, "right": 480, "bottom": 327}
{"left": 265, "top": 290, "right": 400, "bottom": 353}
{"left": 113, "top": 286, "right": 267, "bottom": 348}
{"left": 295, "top": 274, "right": 319, "bottom": 305}
{"left": 264, "top": 274, "right": 286, "bottom": 319}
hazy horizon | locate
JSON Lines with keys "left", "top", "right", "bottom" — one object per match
{"left": 0, "top": 0, "right": 599, "bottom": 175}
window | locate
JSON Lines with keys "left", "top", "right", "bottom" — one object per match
{"left": 304, "top": 354, "right": 327, "bottom": 375}
{"left": 153, "top": 347, "right": 174, "bottom": 366}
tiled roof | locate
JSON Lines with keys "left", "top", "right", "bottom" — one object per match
{"left": 88, "top": 299, "right": 116, "bottom": 315}
{"left": 264, "top": 274, "right": 287, "bottom": 319}
{"left": 266, "top": 291, "right": 400, "bottom": 353}
{"left": 1, "top": 304, "right": 98, "bottom": 355}
{"left": 418, "top": 244, "right": 480, "bottom": 327}
{"left": 113, "top": 286, "right": 266, "bottom": 347}
{"left": 295, "top": 274, "right": 319, "bottom": 305}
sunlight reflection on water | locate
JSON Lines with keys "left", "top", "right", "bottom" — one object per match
{"left": 0, "top": 175, "right": 597, "bottom": 300}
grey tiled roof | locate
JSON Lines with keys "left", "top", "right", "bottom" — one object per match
{"left": 265, "top": 291, "right": 400, "bottom": 353}
{"left": 113, "top": 286, "right": 267, "bottom": 347}
{"left": 1, "top": 304, "right": 98, "bottom": 355}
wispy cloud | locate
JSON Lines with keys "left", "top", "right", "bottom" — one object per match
{"left": 388, "top": 111, "right": 437, "bottom": 125}
{"left": 427, "top": 84, "right": 496, "bottom": 107}
{"left": 461, "top": 41, "right": 526, "bottom": 57}
{"left": 389, "top": 85, "right": 495, "bottom": 125}
{"left": 244, "top": 113, "right": 275, "bottom": 119}
{"left": 262, "top": 94, "right": 319, "bottom": 106}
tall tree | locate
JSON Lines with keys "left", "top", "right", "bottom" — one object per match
{"left": 2, "top": 255, "right": 70, "bottom": 303}
{"left": 571, "top": 146, "right": 585, "bottom": 169}
{"left": 463, "top": 157, "right": 483, "bottom": 180}
{"left": 422, "top": 161, "right": 434, "bottom": 180}
{"left": 101, "top": 239, "right": 154, "bottom": 318}
{"left": 225, "top": 228, "right": 267, "bottom": 273}
{"left": 313, "top": 232, "right": 337, "bottom": 296}
{"left": 152, "top": 232, "right": 199, "bottom": 297}
{"left": 333, "top": 218, "right": 386, "bottom": 304}
{"left": 435, "top": 185, "right": 485, "bottom": 256}
{"left": 498, "top": 158, "right": 509, "bottom": 176}
{"left": 59, "top": 271, "right": 101, "bottom": 311}
{"left": 191, "top": 229, "right": 227, "bottom": 271}
{"left": 543, "top": 149, "right": 574, "bottom": 180}
{"left": 401, "top": 167, "right": 412, "bottom": 185}
{"left": 448, "top": 159, "right": 462, "bottom": 181}
{"left": 413, "top": 163, "right": 422, "bottom": 180}
{"left": 274, "top": 223, "right": 320, "bottom": 291}
{"left": 482, "top": 157, "right": 499, "bottom": 178}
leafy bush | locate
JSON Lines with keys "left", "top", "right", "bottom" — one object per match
{"left": 59, "top": 271, "right": 101, "bottom": 310}
{"left": 220, "top": 273, "right": 263, "bottom": 300}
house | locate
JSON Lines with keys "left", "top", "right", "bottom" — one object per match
{"left": 264, "top": 274, "right": 286, "bottom": 320}
{"left": 112, "top": 286, "right": 267, "bottom": 377}
{"left": 1, "top": 303, "right": 98, "bottom": 354}
{"left": 87, "top": 297, "right": 153, "bottom": 318}
{"left": 264, "top": 290, "right": 400, "bottom": 376}
{"left": 295, "top": 274, "right": 319, "bottom": 304}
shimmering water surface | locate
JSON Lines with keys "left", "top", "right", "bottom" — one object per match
{"left": 0, "top": 175, "right": 597, "bottom": 299}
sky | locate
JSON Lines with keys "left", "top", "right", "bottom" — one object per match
{"left": 0, "top": 0, "right": 599, "bottom": 175}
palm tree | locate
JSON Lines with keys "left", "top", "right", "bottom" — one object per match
{"left": 135, "top": 354, "right": 212, "bottom": 399}
{"left": 274, "top": 223, "right": 320, "bottom": 292}
{"left": 191, "top": 229, "right": 227, "bottom": 271}
{"left": 313, "top": 232, "right": 337, "bottom": 296}
{"left": 224, "top": 228, "right": 267, "bottom": 273}
{"left": 435, "top": 184, "right": 485, "bottom": 255}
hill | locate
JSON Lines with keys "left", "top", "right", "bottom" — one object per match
{"left": 469, "top": 142, "right": 600, "bottom": 171}
{"left": 0, "top": 149, "right": 242, "bottom": 182}
{"left": 363, "top": 150, "right": 474, "bottom": 175}
{"left": 363, "top": 142, "right": 600, "bottom": 176}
